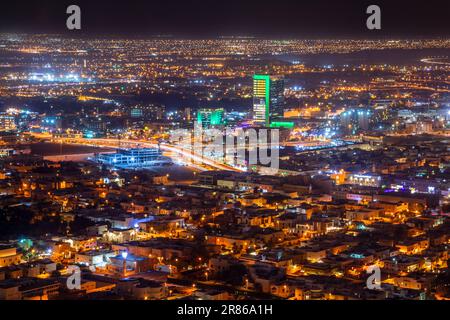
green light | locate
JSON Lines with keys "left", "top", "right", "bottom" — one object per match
{"left": 210, "top": 110, "right": 223, "bottom": 126}
{"left": 254, "top": 74, "right": 271, "bottom": 126}
{"left": 197, "top": 108, "right": 224, "bottom": 128}
{"left": 270, "top": 121, "right": 294, "bottom": 129}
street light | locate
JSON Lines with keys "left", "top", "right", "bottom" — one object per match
{"left": 122, "top": 251, "right": 128, "bottom": 277}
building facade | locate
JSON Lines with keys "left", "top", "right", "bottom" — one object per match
{"left": 253, "top": 74, "right": 285, "bottom": 126}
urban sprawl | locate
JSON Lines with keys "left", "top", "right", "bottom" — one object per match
{"left": 0, "top": 35, "right": 449, "bottom": 300}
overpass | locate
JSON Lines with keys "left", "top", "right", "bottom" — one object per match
{"left": 30, "top": 133, "right": 243, "bottom": 172}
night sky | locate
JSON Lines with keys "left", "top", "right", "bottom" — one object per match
{"left": 0, "top": 0, "right": 449, "bottom": 38}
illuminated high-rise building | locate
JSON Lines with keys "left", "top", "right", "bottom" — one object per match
{"left": 0, "top": 114, "right": 16, "bottom": 131}
{"left": 252, "top": 74, "right": 285, "bottom": 126}
{"left": 339, "top": 108, "right": 372, "bottom": 134}
{"left": 184, "top": 107, "right": 192, "bottom": 121}
{"left": 129, "top": 104, "right": 165, "bottom": 120}
{"left": 197, "top": 108, "right": 224, "bottom": 128}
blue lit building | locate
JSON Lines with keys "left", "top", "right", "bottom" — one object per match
{"left": 96, "top": 148, "right": 170, "bottom": 168}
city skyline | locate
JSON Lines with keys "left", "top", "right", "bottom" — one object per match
{"left": 0, "top": 1, "right": 449, "bottom": 306}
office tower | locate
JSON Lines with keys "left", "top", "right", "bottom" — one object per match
{"left": 252, "top": 74, "right": 285, "bottom": 126}
{"left": 129, "top": 104, "right": 165, "bottom": 121}
{"left": 339, "top": 108, "right": 372, "bottom": 134}
{"left": 197, "top": 108, "right": 224, "bottom": 128}
{"left": 184, "top": 107, "right": 192, "bottom": 121}
{"left": 357, "top": 110, "right": 370, "bottom": 131}
{"left": 0, "top": 114, "right": 16, "bottom": 131}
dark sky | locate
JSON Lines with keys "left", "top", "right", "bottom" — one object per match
{"left": 0, "top": 0, "right": 449, "bottom": 38}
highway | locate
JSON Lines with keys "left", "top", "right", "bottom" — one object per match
{"left": 29, "top": 133, "right": 243, "bottom": 172}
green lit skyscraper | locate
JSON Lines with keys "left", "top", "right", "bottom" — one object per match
{"left": 197, "top": 108, "right": 224, "bottom": 128}
{"left": 252, "top": 74, "right": 285, "bottom": 126}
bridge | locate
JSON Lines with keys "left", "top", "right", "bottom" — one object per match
{"left": 29, "top": 133, "right": 243, "bottom": 172}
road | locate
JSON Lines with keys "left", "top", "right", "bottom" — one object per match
{"left": 29, "top": 133, "right": 243, "bottom": 172}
